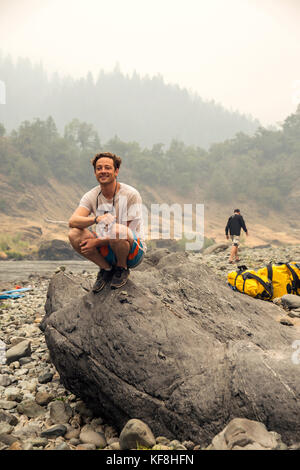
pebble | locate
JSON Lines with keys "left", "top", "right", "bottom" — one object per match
{"left": 9, "top": 441, "right": 23, "bottom": 450}
{"left": 0, "top": 433, "right": 19, "bottom": 445}
{"left": 0, "top": 422, "right": 13, "bottom": 434}
{"left": 0, "top": 376, "right": 12, "bottom": 387}
{"left": 40, "top": 424, "right": 67, "bottom": 438}
{"left": 279, "top": 317, "right": 294, "bottom": 326}
{"left": 76, "top": 443, "right": 96, "bottom": 450}
{"left": 79, "top": 428, "right": 107, "bottom": 448}
{"left": 35, "top": 391, "right": 53, "bottom": 406}
{"left": 54, "top": 442, "right": 70, "bottom": 450}
{"left": 17, "top": 400, "right": 45, "bottom": 418}
{"left": 4, "top": 387, "right": 23, "bottom": 402}
{"left": 0, "top": 410, "right": 19, "bottom": 426}
{"left": 119, "top": 418, "right": 156, "bottom": 450}
{"left": 0, "top": 400, "right": 18, "bottom": 410}
{"left": 49, "top": 400, "right": 72, "bottom": 424}
{"left": 38, "top": 372, "right": 53, "bottom": 384}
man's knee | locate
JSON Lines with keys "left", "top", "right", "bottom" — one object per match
{"left": 68, "top": 227, "right": 82, "bottom": 243}
{"left": 68, "top": 227, "right": 92, "bottom": 248}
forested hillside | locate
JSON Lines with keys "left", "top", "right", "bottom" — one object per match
{"left": 0, "top": 54, "right": 259, "bottom": 148}
{"left": 0, "top": 106, "right": 299, "bottom": 214}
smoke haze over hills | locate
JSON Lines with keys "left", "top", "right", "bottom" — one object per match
{"left": 1, "top": 0, "right": 300, "bottom": 127}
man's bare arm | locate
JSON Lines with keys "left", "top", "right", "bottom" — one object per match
{"left": 69, "top": 206, "right": 96, "bottom": 229}
{"left": 69, "top": 207, "right": 113, "bottom": 229}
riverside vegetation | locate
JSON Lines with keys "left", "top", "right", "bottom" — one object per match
{"left": 0, "top": 106, "right": 300, "bottom": 214}
{"left": 1, "top": 244, "right": 300, "bottom": 451}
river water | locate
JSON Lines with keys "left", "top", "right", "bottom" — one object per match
{"left": 0, "top": 260, "right": 99, "bottom": 282}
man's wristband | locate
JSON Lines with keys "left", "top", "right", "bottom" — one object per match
{"left": 94, "top": 216, "right": 98, "bottom": 225}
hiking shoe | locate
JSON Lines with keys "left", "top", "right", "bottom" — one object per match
{"left": 92, "top": 268, "right": 114, "bottom": 293}
{"left": 111, "top": 266, "right": 130, "bottom": 289}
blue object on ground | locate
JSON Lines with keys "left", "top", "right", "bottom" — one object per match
{"left": 0, "top": 288, "right": 31, "bottom": 294}
{"left": 0, "top": 293, "right": 25, "bottom": 299}
{"left": 0, "top": 287, "right": 31, "bottom": 300}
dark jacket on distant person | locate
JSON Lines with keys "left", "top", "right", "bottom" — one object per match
{"left": 225, "top": 214, "right": 247, "bottom": 236}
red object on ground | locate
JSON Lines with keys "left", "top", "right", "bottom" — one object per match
{"left": 15, "top": 285, "right": 22, "bottom": 289}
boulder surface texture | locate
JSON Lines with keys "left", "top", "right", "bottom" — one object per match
{"left": 42, "top": 251, "right": 300, "bottom": 445}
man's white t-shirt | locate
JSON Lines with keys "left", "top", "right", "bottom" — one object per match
{"left": 79, "top": 182, "right": 146, "bottom": 250}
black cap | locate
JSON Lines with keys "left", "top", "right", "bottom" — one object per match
{"left": 234, "top": 209, "right": 240, "bottom": 213}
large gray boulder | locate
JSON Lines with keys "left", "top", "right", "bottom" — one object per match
{"left": 42, "top": 251, "right": 300, "bottom": 446}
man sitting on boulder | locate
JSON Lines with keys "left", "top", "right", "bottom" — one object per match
{"left": 68, "top": 152, "right": 146, "bottom": 291}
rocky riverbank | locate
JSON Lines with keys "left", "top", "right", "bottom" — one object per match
{"left": 1, "top": 244, "right": 300, "bottom": 450}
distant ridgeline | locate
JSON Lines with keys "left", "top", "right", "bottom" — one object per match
{"left": 0, "top": 105, "right": 299, "bottom": 212}
{"left": 0, "top": 55, "right": 259, "bottom": 148}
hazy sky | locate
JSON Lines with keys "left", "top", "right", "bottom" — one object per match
{"left": 1, "top": 0, "right": 300, "bottom": 125}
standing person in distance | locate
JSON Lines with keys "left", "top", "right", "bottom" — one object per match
{"left": 68, "top": 152, "right": 145, "bottom": 291}
{"left": 225, "top": 209, "right": 248, "bottom": 264}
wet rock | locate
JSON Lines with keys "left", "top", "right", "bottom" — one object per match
{"left": 40, "top": 424, "right": 67, "bottom": 438}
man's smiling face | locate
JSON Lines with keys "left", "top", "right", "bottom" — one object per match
{"left": 94, "top": 157, "right": 119, "bottom": 185}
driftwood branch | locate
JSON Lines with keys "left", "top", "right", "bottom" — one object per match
{"left": 44, "top": 218, "right": 69, "bottom": 226}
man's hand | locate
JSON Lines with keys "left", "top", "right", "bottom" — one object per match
{"left": 80, "top": 238, "right": 99, "bottom": 255}
{"left": 226, "top": 235, "right": 229, "bottom": 240}
{"left": 99, "top": 213, "right": 116, "bottom": 226}
{"left": 246, "top": 231, "right": 249, "bottom": 237}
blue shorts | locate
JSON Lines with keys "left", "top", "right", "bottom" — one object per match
{"left": 95, "top": 232, "right": 145, "bottom": 268}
